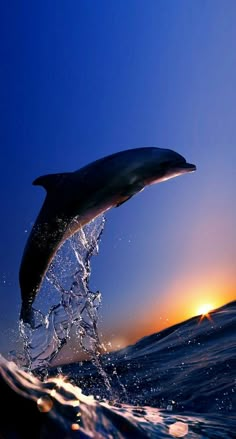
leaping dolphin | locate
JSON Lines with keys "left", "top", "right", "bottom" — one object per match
{"left": 19, "top": 147, "right": 196, "bottom": 324}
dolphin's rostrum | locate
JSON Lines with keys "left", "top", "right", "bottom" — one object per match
{"left": 19, "top": 147, "right": 196, "bottom": 324}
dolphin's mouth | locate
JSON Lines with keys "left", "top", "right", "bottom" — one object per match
{"left": 178, "top": 162, "right": 197, "bottom": 173}
{"left": 173, "top": 161, "right": 197, "bottom": 173}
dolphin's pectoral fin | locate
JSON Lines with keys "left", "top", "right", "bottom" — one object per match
{"left": 116, "top": 195, "right": 133, "bottom": 208}
{"left": 116, "top": 183, "right": 145, "bottom": 208}
{"left": 33, "top": 173, "right": 71, "bottom": 192}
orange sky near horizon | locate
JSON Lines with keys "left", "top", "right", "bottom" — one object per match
{"left": 53, "top": 290, "right": 235, "bottom": 366}
{"left": 103, "top": 269, "right": 236, "bottom": 351}
{"left": 105, "top": 294, "right": 235, "bottom": 352}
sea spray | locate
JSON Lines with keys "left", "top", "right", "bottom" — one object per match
{"left": 18, "top": 215, "right": 112, "bottom": 394}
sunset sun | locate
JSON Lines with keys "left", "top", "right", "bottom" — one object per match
{"left": 197, "top": 303, "right": 214, "bottom": 316}
{"left": 196, "top": 303, "right": 215, "bottom": 322}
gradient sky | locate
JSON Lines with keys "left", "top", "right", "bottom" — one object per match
{"left": 0, "top": 1, "right": 235, "bottom": 362}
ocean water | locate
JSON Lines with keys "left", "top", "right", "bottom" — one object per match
{"left": 0, "top": 306, "right": 235, "bottom": 439}
{"left": 58, "top": 300, "right": 236, "bottom": 412}
{"left": 51, "top": 301, "right": 235, "bottom": 437}
{"left": 1, "top": 217, "right": 235, "bottom": 437}
{"left": 0, "top": 336, "right": 235, "bottom": 439}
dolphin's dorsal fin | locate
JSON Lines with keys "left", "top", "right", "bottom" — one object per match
{"left": 33, "top": 173, "right": 69, "bottom": 192}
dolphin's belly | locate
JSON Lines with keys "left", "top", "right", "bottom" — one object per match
{"left": 20, "top": 188, "right": 126, "bottom": 324}
{"left": 20, "top": 197, "right": 117, "bottom": 300}
{"left": 62, "top": 198, "right": 118, "bottom": 242}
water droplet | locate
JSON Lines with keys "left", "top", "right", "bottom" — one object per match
{"left": 169, "top": 421, "right": 188, "bottom": 437}
{"left": 37, "top": 395, "right": 53, "bottom": 413}
{"left": 71, "top": 423, "right": 80, "bottom": 431}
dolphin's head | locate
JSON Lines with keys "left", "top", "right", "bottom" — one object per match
{"left": 136, "top": 147, "right": 196, "bottom": 186}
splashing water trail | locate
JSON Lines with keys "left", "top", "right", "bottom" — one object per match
{"left": 19, "top": 215, "right": 112, "bottom": 392}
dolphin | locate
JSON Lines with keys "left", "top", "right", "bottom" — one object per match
{"left": 19, "top": 147, "right": 196, "bottom": 324}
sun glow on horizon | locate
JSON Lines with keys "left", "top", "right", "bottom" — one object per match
{"left": 196, "top": 303, "right": 214, "bottom": 317}
{"left": 195, "top": 303, "right": 215, "bottom": 323}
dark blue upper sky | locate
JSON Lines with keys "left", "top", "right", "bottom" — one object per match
{"left": 0, "top": 1, "right": 235, "bottom": 359}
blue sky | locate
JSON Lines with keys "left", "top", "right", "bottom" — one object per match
{"left": 0, "top": 1, "right": 235, "bottom": 360}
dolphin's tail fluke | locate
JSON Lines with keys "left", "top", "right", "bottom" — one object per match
{"left": 20, "top": 303, "right": 35, "bottom": 327}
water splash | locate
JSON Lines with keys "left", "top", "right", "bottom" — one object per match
{"left": 18, "top": 215, "right": 110, "bottom": 389}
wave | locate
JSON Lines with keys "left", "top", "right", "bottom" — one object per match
{"left": 0, "top": 354, "right": 235, "bottom": 438}
{"left": 58, "top": 301, "right": 236, "bottom": 415}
